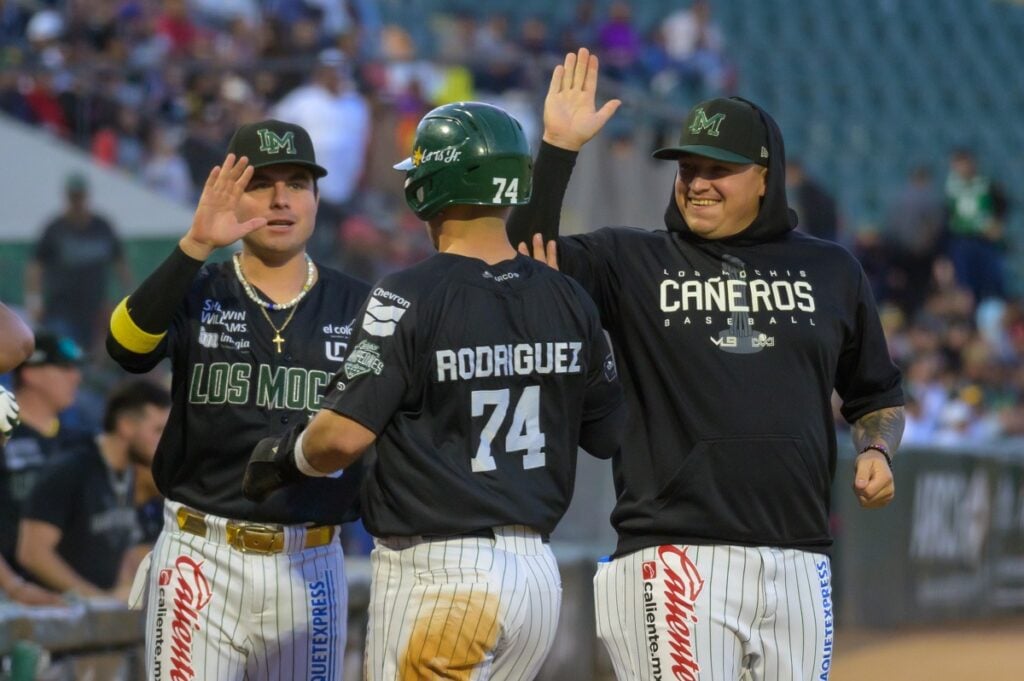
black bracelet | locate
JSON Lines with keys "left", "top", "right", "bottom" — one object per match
{"left": 859, "top": 444, "right": 893, "bottom": 470}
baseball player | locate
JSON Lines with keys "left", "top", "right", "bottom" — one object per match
{"left": 107, "top": 120, "right": 370, "bottom": 680}
{"left": 243, "top": 102, "right": 626, "bottom": 680}
{"left": 509, "top": 49, "right": 905, "bottom": 680}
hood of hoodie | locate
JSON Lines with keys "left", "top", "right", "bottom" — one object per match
{"left": 663, "top": 97, "right": 798, "bottom": 247}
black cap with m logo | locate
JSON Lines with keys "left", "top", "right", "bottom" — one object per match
{"left": 226, "top": 119, "right": 328, "bottom": 177}
{"left": 653, "top": 97, "right": 769, "bottom": 167}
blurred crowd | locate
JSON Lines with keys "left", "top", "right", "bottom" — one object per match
{"left": 1, "top": 0, "right": 1022, "bottom": 608}
{"left": 0, "top": 0, "right": 736, "bottom": 276}
{"left": 797, "top": 145, "right": 1020, "bottom": 447}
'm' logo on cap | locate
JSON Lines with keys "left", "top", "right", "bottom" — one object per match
{"left": 257, "top": 129, "right": 297, "bottom": 155}
{"left": 688, "top": 108, "right": 725, "bottom": 137}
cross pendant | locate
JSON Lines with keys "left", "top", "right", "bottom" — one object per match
{"left": 272, "top": 333, "right": 284, "bottom": 353}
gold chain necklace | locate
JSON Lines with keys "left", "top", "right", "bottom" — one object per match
{"left": 258, "top": 304, "right": 299, "bottom": 354}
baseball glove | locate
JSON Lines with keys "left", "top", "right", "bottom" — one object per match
{"left": 242, "top": 421, "right": 307, "bottom": 503}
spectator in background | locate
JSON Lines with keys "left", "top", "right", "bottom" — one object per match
{"left": 945, "top": 147, "right": 1009, "bottom": 302}
{"left": 273, "top": 48, "right": 372, "bottom": 246}
{"left": 141, "top": 126, "right": 194, "bottom": 203}
{"left": 660, "top": 0, "right": 732, "bottom": 95}
{"left": 0, "top": 333, "right": 91, "bottom": 587}
{"left": 18, "top": 379, "right": 170, "bottom": 600}
{"left": 883, "top": 165, "right": 946, "bottom": 316}
{"left": 470, "top": 14, "right": 523, "bottom": 94}
{"left": 24, "top": 173, "right": 133, "bottom": 351}
{"left": 23, "top": 70, "right": 70, "bottom": 137}
{"left": 598, "top": 1, "right": 642, "bottom": 83}
{"left": 787, "top": 158, "right": 839, "bottom": 242}
{"left": 556, "top": 0, "right": 599, "bottom": 55}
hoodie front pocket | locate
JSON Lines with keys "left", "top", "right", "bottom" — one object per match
{"left": 654, "top": 436, "right": 829, "bottom": 544}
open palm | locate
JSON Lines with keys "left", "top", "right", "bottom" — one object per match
{"left": 187, "top": 154, "right": 267, "bottom": 251}
{"left": 543, "top": 48, "right": 622, "bottom": 151}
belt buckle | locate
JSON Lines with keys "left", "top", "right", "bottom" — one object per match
{"left": 177, "top": 508, "right": 208, "bottom": 538}
{"left": 227, "top": 522, "right": 282, "bottom": 555}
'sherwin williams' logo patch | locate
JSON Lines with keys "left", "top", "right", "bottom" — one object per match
{"left": 362, "top": 296, "right": 409, "bottom": 337}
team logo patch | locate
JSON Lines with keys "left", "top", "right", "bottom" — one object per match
{"left": 159, "top": 569, "right": 172, "bottom": 586}
{"left": 642, "top": 561, "right": 657, "bottom": 581}
{"left": 603, "top": 352, "right": 618, "bottom": 382}
{"left": 343, "top": 340, "right": 384, "bottom": 379}
{"left": 362, "top": 296, "right": 409, "bottom": 337}
{"left": 257, "top": 128, "right": 296, "bottom": 155}
{"left": 688, "top": 107, "right": 725, "bottom": 137}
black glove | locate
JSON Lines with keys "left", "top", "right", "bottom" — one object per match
{"left": 242, "top": 422, "right": 306, "bottom": 503}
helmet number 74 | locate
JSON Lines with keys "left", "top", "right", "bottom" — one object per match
{"left": 492, "top": 177, "right": 520, "bottom": 203}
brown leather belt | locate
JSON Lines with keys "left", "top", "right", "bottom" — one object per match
{"left": 176, "top": 507, "right": 335, "bottom": 555}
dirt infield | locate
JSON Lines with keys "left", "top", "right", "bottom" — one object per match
{"left": 832, "top": 617, "right": 1024, "bottom": 681}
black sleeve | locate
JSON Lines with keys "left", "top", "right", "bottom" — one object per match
{"left": 106, "top": 246, "right": 203, "bottom": 373}
{"left": 507, "top": 141, "right": 579, "bottom": 248}
{"left": 836, "top": 267, "right": 905, "bottom": 423}
{"left": 576, "top": 290, "right": 625, "bottom": 459}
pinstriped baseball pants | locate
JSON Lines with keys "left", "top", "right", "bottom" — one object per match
{"left": 365, "top": 525, "right": 561, "bottom": 681}
{"left": 595, "top": 545, "right": 834, "bottom": 681}
{"left": 142, "top": 500, "right": 347, "bottom": 681}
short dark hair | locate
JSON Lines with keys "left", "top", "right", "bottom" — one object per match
{"left": 103, "top": 379, "right": 171, "bottom": 433}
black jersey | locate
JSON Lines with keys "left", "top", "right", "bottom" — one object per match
{"left": 0, "top": 423, "right": 93, "bottom": 565}
{"left": 320, "top": 253, "right": 622, "bottom": 538}
{"left": 509, "top": 112, "right": 903, "bottom": 557}
{"left": 23, "top": 444, "right": 137, "bottom": 590}
{"left": 108, "top": 260, "right": 370, "bottom": 524}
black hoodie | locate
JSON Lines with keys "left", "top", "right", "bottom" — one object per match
{"left": 508, "top": 100, "right": 903, "bottom": 556}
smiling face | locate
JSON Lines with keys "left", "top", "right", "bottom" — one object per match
{"left": 238, "top": 164, "right": 318, "bottom": 259}
{"left": 674, "top": 153, "right": 767, "bottom": 240}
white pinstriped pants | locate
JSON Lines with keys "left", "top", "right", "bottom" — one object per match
{"left": 595, "top": 545, "right": 835, "bottom": 681}
{"left": 142, "top": 501, "right": 347, "bottom": 681}
{"left": 365, "top": 525, "right": 561, "bottom": 681}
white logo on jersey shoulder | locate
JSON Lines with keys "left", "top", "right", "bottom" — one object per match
{"left": 363, "top": 291, "right": 410, "bottom": 337}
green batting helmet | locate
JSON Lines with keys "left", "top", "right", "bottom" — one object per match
{"left": 394, "top": 102, "right": 532, "bottom": 220}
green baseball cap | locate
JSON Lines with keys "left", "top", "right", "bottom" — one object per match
{"left": 226, "top": 119, "right": 328, "bottom": 178}
{"left": 653, "top": 97, "right": 769, "bottom": 166}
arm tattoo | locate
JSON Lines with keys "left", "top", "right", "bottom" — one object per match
{"left": 852, "top": 406, "right": 906, "bottom": 454}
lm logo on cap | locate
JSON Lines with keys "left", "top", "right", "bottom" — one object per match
{"left": 257, "top": 129, "right": 296, "bottom": 155}
{"left": 688, "top": 108, "right": 725, "bottom": 137}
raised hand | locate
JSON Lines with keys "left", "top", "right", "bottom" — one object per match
{"left": 517, "top": 233, "right": 559, "bottom": 271}
{"left": 543, "top": 47, "right": 622, "bottom": 152}
{"left": 180, "top": 154, "right": 268, "bottom": 259}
